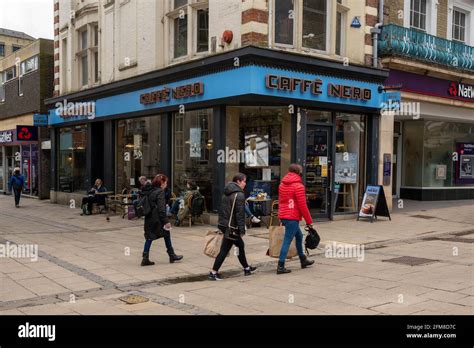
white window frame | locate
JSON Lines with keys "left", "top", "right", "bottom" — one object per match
{"left": 166, "top": 0, "right": 209, "bottom": 64}
{"left": 0, "top": 73, "right": 5, "bottom": 102}
{"left": 20, "top": 56, "right": 39, "bottom": 76}
{"left": 272, "top": 0, "right": 332, "bottom": 55}
{"left": 448, "top": 1, "right": 473, "bottom": 46}
{"left": 18, "top": 76, "right": 23, "bottom": 97}
{"left": 76, "top": 23, "right": 99, "bottom": 89}
{"left": 404, "top": 0, "right": 437, "bottom": 35}
{"left": 4, "top": 66, "right": 16, "bottom": 82}
{"left": 335, "top": 2, "right": 349, "bottom": 56}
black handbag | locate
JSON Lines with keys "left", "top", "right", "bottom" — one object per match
{"left": 304, "top": 225, "right": 321, "bottom": 254}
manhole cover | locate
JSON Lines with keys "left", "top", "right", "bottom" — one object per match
{"left": 382, "top": 256, "right": 439, "bottom": 266}
{"left": 410, "top": 215, "right": 437, "bottom": 220}
{"left": 119, "top": 295, "right": 149, "bottom": 304}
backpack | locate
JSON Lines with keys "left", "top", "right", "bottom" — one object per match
{"left": 191, "top": 193, "right": 205, "bottom": 216}
{"left": 304, "top": 225, "right": 321, "bottom": 254}
{"left": 135, "top": 194, "right": 154, "bottom": 218}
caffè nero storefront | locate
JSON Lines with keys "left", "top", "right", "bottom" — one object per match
{"left": 45, "top": 47, "right": 388, "bottom": 220}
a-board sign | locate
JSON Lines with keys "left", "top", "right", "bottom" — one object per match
{"left": 357, "top": 185, "right": 391, "bottom": 222}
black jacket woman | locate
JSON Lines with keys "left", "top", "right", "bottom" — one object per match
{"left": 141, "top": 174, "right": 183, "bottom": 266}
{"left": 209, "top": 173, "right": 256, "bottom": 280}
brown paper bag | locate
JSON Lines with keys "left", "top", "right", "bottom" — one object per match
{"left": 268, "top": 225, "right": 297, "bottom": 259}
{"left": 203, "top": 230, "right": 227, "bottom": 258}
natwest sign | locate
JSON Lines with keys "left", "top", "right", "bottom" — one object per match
{"left": 448, "top": 82, "right": 474, "bottom": 100}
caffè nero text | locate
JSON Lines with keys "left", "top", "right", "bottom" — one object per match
{"left": 265, "top": 74, "right": 371, "bottom": 101}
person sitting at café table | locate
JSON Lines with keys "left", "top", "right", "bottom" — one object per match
{"left": 81, "top": 179, "right": 108, "bottom": 215}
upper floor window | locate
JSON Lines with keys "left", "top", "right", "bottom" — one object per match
{"left": 275, "top": 0, "right": 294, "bottom": 46}
{"left": 168, "top": 0, "right": 209, "bottom": 60}
{"left": 274, "top": 0, "right": 329, "bottom": 53}
{"left": 0, "top": 73, "right": 4, "bottom": 102}
{"left": 5, "top": 66, "right": 16, "bottom": 81}
{"left": 12, "top": 45, "right": 22, "bottom": 52}
{"left": 0, "top": 43, "right": 5, "bottom": 57}
{"left": 197, "top": 8, "right": 209, "bottom": 53}
{"left": 20, "top": 56, "right": 39, "bottom": 75}
{"left": 174, "top": 0, "right": 187, "bottom": 8}
{"left": 76, "top": 24, "right": 99, "bottom": 88}
{"left": 452, "top": 8, "right": 466, "bottom": 43}
{"left": 410, "top": 0, "right": 427, "bottom": 31}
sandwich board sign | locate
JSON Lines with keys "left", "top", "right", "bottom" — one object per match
{"left": 357, "top": 185, "right": 391, "bottom": 222}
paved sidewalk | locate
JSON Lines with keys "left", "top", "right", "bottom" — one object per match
{"left": 0, "top": 195, "right": 472, "bottom": 315}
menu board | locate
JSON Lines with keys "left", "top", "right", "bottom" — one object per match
{"left": 357, "top": 185, "right": 391, "bottom": 222}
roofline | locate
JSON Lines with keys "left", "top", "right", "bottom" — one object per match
{"left": 45, "top": 45, "right": 389, "bottom": 106}
{"left": 0, "top": 28, "right": 35, "bottom": 41}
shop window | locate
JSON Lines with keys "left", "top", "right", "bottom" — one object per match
{"left": 0, "top": 147, "right": 3, "bottom": 191}
{"left": 5, "top": 146, "right": 22, "bottom": 192}
{"left": 21, "top": 144, "right": 39, "bottom": 196}
{"left": 410, "top": 0, "right": 427, "bottom": 31}
{"left": 226, "top": 106, "right": 292, "bottom": 201}
{"left": 452, "top": 8, "right": 467, "bottom": 43}
{"left": 422, "top": 121, "right": 474, "bottom": 188}
{"left": 116, "top": 116, "right": 162, "bottom": 192}
{"left": 173, "top": 108, "right": 214, "bottom": 210}
{"left": 334, "top": 114, "right": 366, "bottom": 214}
{"left": 402, "top": 121, "right": 424, "bottom": 187}
{"left": 58, "top": 126, "right": 88, "bottom": 193}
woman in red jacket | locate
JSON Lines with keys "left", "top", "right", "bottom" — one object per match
{"left": 277, "top": 164, "right": 315, "bottom": 274}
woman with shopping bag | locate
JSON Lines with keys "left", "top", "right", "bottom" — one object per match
{"left": 277, "top": 164, "right": 315, "bottom": 274}
{"left": 208, "top": 173, "right": 256, "bottom": 280}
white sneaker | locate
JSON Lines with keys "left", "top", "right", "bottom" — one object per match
{"left": 251, "top": 216, "right": 261, "bottom": 224}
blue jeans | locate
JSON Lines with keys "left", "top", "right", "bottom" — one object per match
{"left": 170, "top": 200, "right": 181, "bottom": 215}
{"left": 144, "top": 236, "right": 173, "bottom": 253}
{"left": 245, "top": 203, "right": 253, "bottom": 218}
{"left": 279, "top": 219, "right": 305, "bottom": 262}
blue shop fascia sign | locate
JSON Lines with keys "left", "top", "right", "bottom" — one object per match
{"left": 48, "top": 65, "right": 384, "bottom": 126}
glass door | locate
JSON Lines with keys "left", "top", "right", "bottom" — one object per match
{"left": 305, "top": 125, "right": 332, "bottom": 219}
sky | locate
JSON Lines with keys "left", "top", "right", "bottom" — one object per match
{"left": 0, "top": 0, "right": 54, "bottom": 40}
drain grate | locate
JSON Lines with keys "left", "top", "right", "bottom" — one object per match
{"left": 119, "top": 294, "right": 149, "bottom": 304}
{"left": 410, "top": 215, "right": 437, "bottom": 220}
{"left": 382, "top": 256, "right": 439, "bottom": 266}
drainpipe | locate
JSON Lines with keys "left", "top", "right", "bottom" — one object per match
{"left": 371, "top": 0, "right": 384, "bottom": 68}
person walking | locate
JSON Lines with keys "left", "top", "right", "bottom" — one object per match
{"left": 209, "top": 173, "right": 256, "bottom": 280}
{"left": 277, "top": 164, "right": 315, "bottom": 274}
{"left": 141, "top": 174, "right": 183, "bottom": 266}
{"left": 8, "top": 168, "right": 25, "bottom": 208}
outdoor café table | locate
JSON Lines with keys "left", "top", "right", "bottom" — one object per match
{"left": 247, "top": 198, "right": 272, "bottom": 227}
{"left": 105, "top": 194, "right": 133, "bottom": 221}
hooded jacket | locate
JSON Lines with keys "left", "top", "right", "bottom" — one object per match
{"left": 143, "top": 184, "right": 169, "bottom": 241}
{"left": 218, "top": 182, "right": 246, "bottom": 237}
{"left": 8, "top": 173, "right": 25, "bottom": 192}
{"left": 278, "top": 172, "right": 313, "bottom": 224}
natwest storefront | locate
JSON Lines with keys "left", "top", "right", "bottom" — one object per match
{"left": 46, "top": 47, "right": 388, "bottom": 220}
{"left": 386, "top": 70, "right": 474, "bottom": 200}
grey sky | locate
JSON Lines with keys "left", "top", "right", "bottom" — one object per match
{"left": 0, "top": 0, "right": 54, "bottom": 40}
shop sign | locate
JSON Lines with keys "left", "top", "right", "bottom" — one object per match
{"left": 448, "top": 82, "right": 474, "bottom": 100}
{"left": 0, "top": 130, "right": 14, "bottom": 143}
{"left": 265, "top": 75, "right": 372, "bottom": 102}
{"left": 33, "top": 114, "right": 48, "bottom": 126}
{"left": 140, "top": 82, "right": 204, "bottom": 105}
{"left": 16, "top": 126, "right": 38, "bottom": 142}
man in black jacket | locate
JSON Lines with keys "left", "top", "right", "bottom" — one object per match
{"left": 209, "top": 173, "right": 256, "bottom": 280}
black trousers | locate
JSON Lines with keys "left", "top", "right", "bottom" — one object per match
{"left": 212, "top": 234, "right": 249, "bottom": 272}
{"left": 13, "top": 188, "right": 21, "bottom": 206}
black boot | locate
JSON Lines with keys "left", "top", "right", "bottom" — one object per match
{"left": 276, "top": 261, "right": 291, "bottom": 274}
{"left": 167, "top": 248, "right": 183, "bottom": 263}
{"left": 300, "top": 255, "right": 315, "bottom": 269}
{"left": 141, "top": 252, "right": 155, "bottom": 266}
